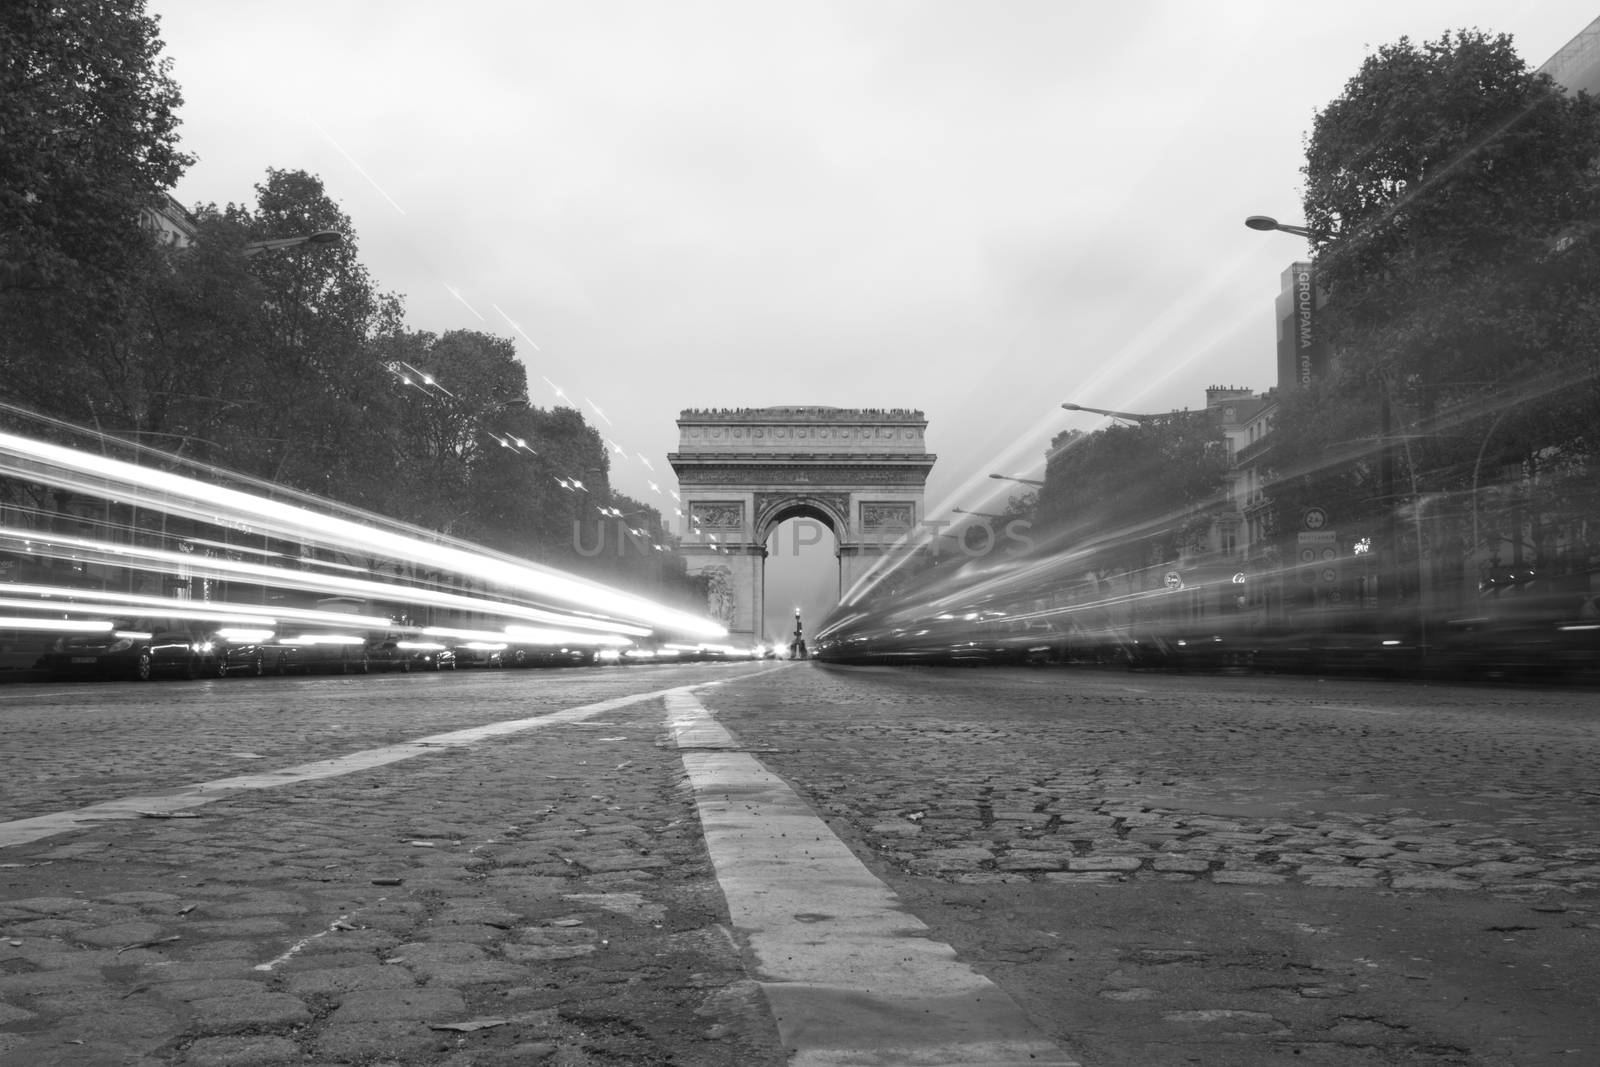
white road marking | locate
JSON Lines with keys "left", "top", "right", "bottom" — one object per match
{"left": 1311, "top": 704, "right": 1401, "bottom": 716}
{"left": 666, "top": 689, "right": 1080, "bottom": 1067}
{"left": 0, "top": 685, "right": 687, "bottom": 850}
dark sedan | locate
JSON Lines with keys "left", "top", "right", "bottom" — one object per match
{"left": 368, "top": 633, "right": 457, "bottom": 672}
{"left": 195, "top": 627, "right": 274, "bottom": 677}
{"left": 40, "top": 617, "right": 203, "bottom": 681}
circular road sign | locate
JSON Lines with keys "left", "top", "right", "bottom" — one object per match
{"left": 1304, "top": 507, "right": 1328, "bottom": 530}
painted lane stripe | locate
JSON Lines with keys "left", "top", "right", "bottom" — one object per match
{"left": 0, "top": 685, "right": 685, "bottom": 850}
{"left": 666, "top": 690, "right": 1080, "bottom": 1067}
{"left": 1310, "top": 704, "right": 1401, "bottom": 716}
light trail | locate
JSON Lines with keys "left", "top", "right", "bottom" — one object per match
{"left": 0, "top": 526, "right": 656, "bottom": 639}
{"left": 0, "top": 431, "right": 723, "bottom": 638}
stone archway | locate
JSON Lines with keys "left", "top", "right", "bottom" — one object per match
{"left": 668, "top": 406, "right": 936, "bottom": 645}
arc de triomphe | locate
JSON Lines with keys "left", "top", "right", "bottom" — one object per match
{"left": 667, "top": 406, "right": 936, "bottom": 646}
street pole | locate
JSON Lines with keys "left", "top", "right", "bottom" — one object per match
{"left": 1379, "top": 380, "right": 1400, "bottom": 608}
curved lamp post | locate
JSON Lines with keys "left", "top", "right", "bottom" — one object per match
{"left": 1061, "top": 402, "right": 1168, "bottom": 424}
{"left": 1244, "top": 215, "right": 1330, "bottom": 241}
{"left": 1247, "top": 212, "right": 1422, "bottom": 625}
{"left": 988, "top": 473, "right": 1043, "bottom": 488}
{"left": 241, "top": 230, "right": 343, "bottom": 258}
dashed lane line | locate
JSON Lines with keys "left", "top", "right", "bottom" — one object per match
{"left": 0, "top": 684, "right": 692, "bottom": 850}
{"left": 666, "top": 689, "right": 1081, "bottom": 1067}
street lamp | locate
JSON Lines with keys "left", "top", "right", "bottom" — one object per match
{"left": 988, "top": 473, "right": 1043, "bottom": 488}
{"left": 1061, "top": 402, "right": 1169, "bottom": 424}
{"left": 1249, "top": 212, "right": 1414, "bottom": 620}
{"left": 1243, "top": 215, "right": 1329, "bottom": 241}
{"left": 952, "top": 506, "right": 1006, "bottom": 519}
{"left": 241, "top": 230, "right": 343, "bottom": 258}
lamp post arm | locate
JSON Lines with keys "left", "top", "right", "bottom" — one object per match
{"left": 1061, "top": 403, "right": 1163, "bottom": 423}
{"left": 241, "top": 231, "right": 344, "bottom": 258}
{"left": 1243, "top": 216, "right": 1333, "bottom": 241}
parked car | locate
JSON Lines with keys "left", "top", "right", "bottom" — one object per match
{"left": 1555, "top": 594, "right": 1600, "bottom": 680}
{"left": 505, "top": 643, "right": 591, "bottom": 668}
{"left": 40, "top": 617, "right": 204, "bottom": 681}
{"left": 1251, "top": 612, "right": 1422, "bottom": 677}
{"left": 449, "top": 641, "right": 505, "bottom": 668}
{"left": 263, "top": 628, "right": 372, "bottom": 675}
{"left": 195, "top": 626, "right": 273, "bottom": 678}
{"left": 1432, "top": 588, "right": 1600, "bottom": 681}
{"left": 368, "top": 632, "right": 456, "bottom": 672}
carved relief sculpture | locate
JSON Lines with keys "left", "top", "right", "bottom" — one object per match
{"left": 704, "top": 565, "right": 736, "bottom": 628}
{"left": 861, "top": 502, "right": 914, "bottom": 530}
{"left": 690, "top": 502, "right": 745, "bottom": 529}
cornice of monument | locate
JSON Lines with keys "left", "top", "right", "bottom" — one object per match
{"left": 669, "top": 451, "right": 937, "bottom": 465}
{"left": 676, "top": 405, "right": 927, "bottom": 424}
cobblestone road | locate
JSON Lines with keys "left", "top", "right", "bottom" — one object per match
{"left": 702, "top": 664, "right": 1600, "bottom": 1066}
{"left": 705, "top": 667, "right": 1600, "bottom": 895}
{"left": 0, "top": 666, "right": 788, "bottom": 1066}
{"left": 2, "top": 663, "right": 1598, "bottom": 1066}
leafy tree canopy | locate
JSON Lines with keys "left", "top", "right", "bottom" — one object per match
{"left": 1034, "top": 413, "right": 1228, "bottom": 568}
{"left": 1274, "top": 29, "right": 1600, "bottom": 591}
{"left": 1302, "top": 29, "right": 1600, "bottom": 428}
{"left": 0, "top": 0, "right": 191, "bottom": 294}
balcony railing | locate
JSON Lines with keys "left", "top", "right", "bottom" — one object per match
{"left": 1234, "top": 435, "right": 1274, "bottom": 466}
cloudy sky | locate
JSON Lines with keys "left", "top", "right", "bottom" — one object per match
{"left": 150, "top": 0, "right": 1593, "bottom": 634}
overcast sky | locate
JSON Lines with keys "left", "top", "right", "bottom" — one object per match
{"left": 151, "top": 0, "right": 1593, "bottom": 635}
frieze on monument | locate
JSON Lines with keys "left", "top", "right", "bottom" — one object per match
{"left": 675, "top": 465, "right": 930, "bottom": 486}
{"left": 689, "top": 501, "right": 745, "bottom": 529}
{"left": 860, "top": 502, "right": 915, "bottom": 530}
{"left": 672, "top": 406, "right": 930, "bottom": 456}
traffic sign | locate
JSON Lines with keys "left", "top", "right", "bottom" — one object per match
{"left": 1303, "top": 507, "right": 1328, "bottom": 530}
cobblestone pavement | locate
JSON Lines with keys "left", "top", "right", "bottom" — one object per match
{"left": 5, "top": 663, "right": 1600, "bottom": 1066}
{"left": 701, "top": 664, "right": 1600, "bottom": 1066}
{"left": 0, "top": 666, "right": 788, "bottom": 1066}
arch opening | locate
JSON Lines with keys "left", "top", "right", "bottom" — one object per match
{"left": 764, "top": 513, "right": 840, "bottom": 641}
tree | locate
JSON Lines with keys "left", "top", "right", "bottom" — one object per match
{"left": 468, "top": 403, "right": 610, "bottom": 562}
{"left": 1292, "top": 29, "right": 1600, "bottom": 596}
{"left": 0, "top": 0, "right": 197, "bottom": 445}
{"left": 383, "top": 327, "right": 529, "bottom": 535}
{"left": 1034, "top": 413, "right": 1229, "bottom": 572}
{"left": 0, "top": 0, "right": 192, "bottom": 295}
{"left": 0, "top": 208, "right": 261, "bottom": 457}
{"left": 214, "top": 169, "right": 407, "bottom": 497}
